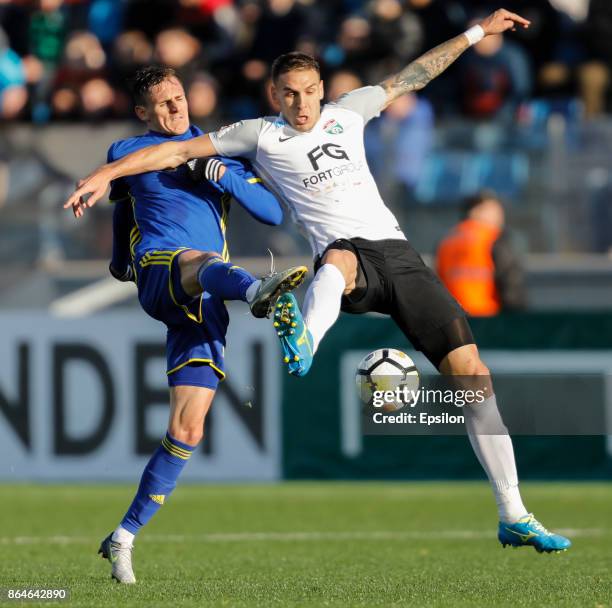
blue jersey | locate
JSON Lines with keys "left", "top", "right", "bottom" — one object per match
{"left": 107, "top": 126, "right": 283, "bottom": 386}
{"left": 108, "top": 125, "right": 281, "bottom": 263}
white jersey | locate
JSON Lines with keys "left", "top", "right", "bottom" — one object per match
{"left": 210, "top": 86, "right": 406, "bottom": 256}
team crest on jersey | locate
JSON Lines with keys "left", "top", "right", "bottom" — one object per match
{"left": 323, "top": 118, "right": 343, "bottom": 135}
{"left": 216, "top": 121, "right": 243, "bottom": 138}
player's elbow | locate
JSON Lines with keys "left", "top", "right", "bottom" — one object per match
{"left": 266, "top": 205, "right": 283, "bottom": 226}
{"left": 255, "top": 197, "right": 283, "bottom": 225}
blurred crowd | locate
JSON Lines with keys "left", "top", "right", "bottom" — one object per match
{"left": 0, "top": 0, "right": 608, "bottom": 126}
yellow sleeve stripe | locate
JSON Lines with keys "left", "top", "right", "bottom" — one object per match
{"left": 247, "top": 177, "right": 263, "bottom": 184}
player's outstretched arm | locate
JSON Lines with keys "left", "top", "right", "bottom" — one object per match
{"left": 379, "top": 8, "right": 530, "bottom": 107}
{"left": 220, "top": 160, "right": 283, "bottom": 226}
{"left": 188, "top": 157, "right": 283, "bottom": 226}
{"left": 63, "top": 134, "right": 218, "bottom": 217}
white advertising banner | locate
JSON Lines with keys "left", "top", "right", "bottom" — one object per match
{"left": 0, "top": 305, "right": 281, "bottom": 480}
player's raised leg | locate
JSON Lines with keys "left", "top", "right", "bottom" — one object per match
{"left": 303, "top": 248, "right": 357, "bottom": 351}
{"left": 439, "top": 343, "right": 571, "bottom": 553}
{"left": 274, "top": 292, "right": 314, "bottom": 376}
{"left": 99, "top": 383, "right": 215, "bottom": 583}
{"left": 275, "top": 247, "right": 357, "bottom": 376}
{"left": 179, "top": 249, "right": 307, "bottom": 318}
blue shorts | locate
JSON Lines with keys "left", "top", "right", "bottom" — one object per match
{"left": 135, "top": 248, "right": 228, "bottom": 389}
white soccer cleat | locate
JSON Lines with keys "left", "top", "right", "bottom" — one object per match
{"left": 98, "top": 533, "right": 136, "bottom": 584}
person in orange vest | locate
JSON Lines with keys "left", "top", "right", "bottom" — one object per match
{"left": 436, "top": 191, "right": 527, "bottom": 316}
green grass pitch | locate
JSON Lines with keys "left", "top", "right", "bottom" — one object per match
{"left": 0, "top": 482, "right": 610, "bottom": 607}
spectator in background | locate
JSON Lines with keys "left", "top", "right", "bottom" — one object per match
{"left": 154, "top": 28, "right": 204, "bottom": 87}
{"left": 0, "top": 0, "right": 30, "bottom": 57}
{"left": 112, "top": 30, "right": 154, "bottom": 79}
{"left": 404, "top": 0, "right": 468, "bottom": 113}
{"left": 87, "top": 0, "right": 125, "bottom": 50}
{"left": 109, "top": 30, "right": 154, "bottom": 116}
{"left": 326, "top": 69, "right": 362, "bottom": 101}
{"left": 365, "top": 92, "right": 434, "bottom": 203}
{"left": 581, "top": 0, "right": 612, "bottom": 117}
{"left": 324, "top": 15, "right": 373, "bottom": 75}
{"left": 457, "top": 18, "right": 531, "bottom": 121}
{"left": 29, "top": 0, "right": 67, "bottom": 122}
{"left": 498, "top": 1, "right": 586, "bottom": 105}
{"left": 226, "top": 0, "right": 309, "bottom": 118}
{"left": 436, "top": 191, "right": 527, "bottom": 316}
{"left": 51, "top": 30, "right": 110, "bottom": 119}
{"left": 79, "top": 76, "right": 115, "bottom": 120}
{"left": 186, "top": 71, "right": 221, "bottom": 130}
{"left": 248, "top": 0, "right": 307, "bottom": 64}
{"left": 174, "top": 0, "right": 240, "bottom": 65}
{"left": 0, "top": 26, "right": 28, "bottom": 119}
{"left": 366, "top": 0, "right": 424, "bottom": 81}
{"left": 408, "top": 0, "right": 467, "bottom": 48}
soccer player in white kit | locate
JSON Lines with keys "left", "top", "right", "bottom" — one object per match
{"left": 65, "top": 8, "right": 570, "bottom": 553}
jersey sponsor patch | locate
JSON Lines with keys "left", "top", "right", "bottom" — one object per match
{"left": 323, "top": 118, "right": 344, "bottom": 135}
{"left": 216, "top": 121, "right": 243, "bottom": 138}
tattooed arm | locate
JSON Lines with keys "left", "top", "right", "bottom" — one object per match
{"left": 379, "top": 8, "right": 531, "bottom": 107}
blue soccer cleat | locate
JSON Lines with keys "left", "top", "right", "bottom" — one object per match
{"left": 273, "top": 293, "right": 313, "bottom": 377}
{"left": 498, "top": 513, "right": 571, "bottom": 553}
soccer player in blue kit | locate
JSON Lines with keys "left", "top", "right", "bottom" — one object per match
{"left": 66, "top": 10, "right": 573, "bottom": 561}
{"left": 74, "top": 66, "right": 306, "bottom": 583}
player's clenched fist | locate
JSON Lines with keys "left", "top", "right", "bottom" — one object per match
{"left": 186, "top": 157, "right": 226, "bottom": 183}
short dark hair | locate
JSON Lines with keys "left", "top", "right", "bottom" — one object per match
{"left": 462, "top": 190, "right": 502, "bottom": 218}
{"left": 128, "top": 65, "right": 181, "bottom": 106}
{"left": 271, "top": 52, "right": 320, "bottom": 82}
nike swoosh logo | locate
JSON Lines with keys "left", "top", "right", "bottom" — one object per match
{"left": 505, "top": 528, "right": 538, "bottom": 542}
{"left": 108, "top": 546, "right": 118, "bottom": 563}
{"left": 279, "top": 136, "right": 296, "bottom": 142}
{"left": 297, "top": 327, "right": 313, "bottom": 355}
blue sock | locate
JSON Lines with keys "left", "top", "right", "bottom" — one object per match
{"left": 120, "top": 433, "right": 195, "bottom": 535}
{"left": 197, "top": 256, "right": 256, "bottom": 302}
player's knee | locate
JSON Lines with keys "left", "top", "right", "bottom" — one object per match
{"left": 453, "top": 357, "right": 489, "bottom": 376}
{"left": 459, "top": 355, "right": 488, "bottom": 375}
{"left": 178, "top": 249, "right": 218, "bottom": 297}
{"left": 322, "top": 249, "right": 357, "bottom": 290}
{"left": 444, "top": 345, "right": 489, "bottom": 376}
{"left": 179, "top": 250, "right": 217, "bottom": 275}
{"left": 168, "top": 423, "right": 204, "bottom": 447}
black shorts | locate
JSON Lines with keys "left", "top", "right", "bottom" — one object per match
{"left": 314, "top": 238, "right": 474, "bottom": 368}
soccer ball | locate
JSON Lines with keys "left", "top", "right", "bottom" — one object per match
{"left": 356, "top": 348, "right": 419, "bottom": 411}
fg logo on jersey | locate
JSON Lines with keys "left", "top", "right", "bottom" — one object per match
{"left": 307, "top": 144, "right": 350, "bottom": 171}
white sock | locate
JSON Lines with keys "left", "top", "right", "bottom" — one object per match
{"left": 245, "top": 280, "right": 261, "bottom": 304}
{"left": 303, "top": 263, "right": 345, "bottom": 353}
{"left": 463, "top": 395, "right": 528, "bottom": 523}
{"left": 112, "top": 525, "right": 135, "bottom": 546}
